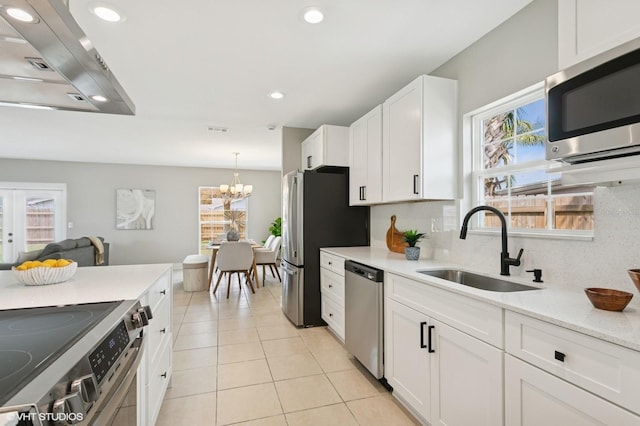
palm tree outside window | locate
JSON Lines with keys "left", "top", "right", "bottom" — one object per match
{"left": 471, "top": 83, "right": 594, "bottom": 234}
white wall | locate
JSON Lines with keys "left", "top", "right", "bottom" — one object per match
{"left": 0, "top": 159, "right": 281, "bottom": 265}
{"left": 370, "top": 0, "right": 640, "bottom": 293}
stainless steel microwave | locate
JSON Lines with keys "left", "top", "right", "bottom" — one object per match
{"left": 546, "top": 37, "right": 640, "bottom": 164}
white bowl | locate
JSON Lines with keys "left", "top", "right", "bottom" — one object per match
{"left": 13, "top": 262, "right": 78, "bottom": 286}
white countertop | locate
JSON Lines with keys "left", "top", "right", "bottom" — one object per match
{"left": 322, "top": 246, "right": 640, "bottom": 352}
{"left": 0, "top": 264, "right": 172, "bottom": 310}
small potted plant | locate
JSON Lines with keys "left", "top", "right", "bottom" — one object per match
{"left": 403, "top": 229, "right": 425, "bottom": 260}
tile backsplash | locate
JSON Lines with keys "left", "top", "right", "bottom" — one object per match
{"left": 371, "top": 184, "right": 640, "bottom": 292}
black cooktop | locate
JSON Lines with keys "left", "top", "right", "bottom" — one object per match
{"left": 0, "top": 301, "right": 120, "bottom": 406}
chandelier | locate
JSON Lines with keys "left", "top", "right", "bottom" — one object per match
{"left": 219, "top": 152, "right": 253, "bottom": 200}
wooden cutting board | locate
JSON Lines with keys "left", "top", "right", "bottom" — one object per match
{"left": 386, "top": 215, "right": 408, "bottom": 254}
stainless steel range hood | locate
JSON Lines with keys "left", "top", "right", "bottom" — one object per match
{"left": 0, "top": 0, "right": 134, "bottom": 114}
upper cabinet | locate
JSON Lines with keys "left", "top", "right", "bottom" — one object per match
{"left": 559, "top": 0, "right": 640, "bottom": 69}
{"left": 382, "top": 75, "right": 457, "bottom": 203}
{"left": 349, "top": 105, "right": 383, "bottom": 206}
{"left": 301, "top": 125, "right": 349, "bottom": 170}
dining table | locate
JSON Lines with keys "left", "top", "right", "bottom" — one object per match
{"left": 206, "top": 240, "right": 263, "bottom": 289}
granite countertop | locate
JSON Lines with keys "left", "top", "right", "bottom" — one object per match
{"left": 322, "top": 246, "right": 640, "bottom": 352}
{"left": 0, "top": 263, "right": 172, "bottom": 310}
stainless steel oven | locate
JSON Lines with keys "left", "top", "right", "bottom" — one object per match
{"left": 0, "top": 300, "right": 151, "bottom": 425}
{"left": 546, "top": 36, "right": 640, "bottom": 164}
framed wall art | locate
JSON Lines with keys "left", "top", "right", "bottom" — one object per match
{"left": 116, "top": 188, "right": 156, "bottom": 230}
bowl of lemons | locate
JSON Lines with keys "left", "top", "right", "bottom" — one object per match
{"left": 13, "top": 259, "right": 78, "bottom": 286}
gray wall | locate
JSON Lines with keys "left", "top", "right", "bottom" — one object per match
{"left": 282, "top": 126, "right": 314, "bottom": 177}
{"left": 431, "top": 0, "right": 558, "bottom": 114}
{"left": 0, "top": 159, "right": 281, "bottom": 265}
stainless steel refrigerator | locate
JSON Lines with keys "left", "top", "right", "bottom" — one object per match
{"left": 281, "top": 168, "right": 369, "bottom": 327}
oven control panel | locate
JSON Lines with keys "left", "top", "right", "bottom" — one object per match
{"left": 88, "top": 320, "right": 130, "bottom": 384}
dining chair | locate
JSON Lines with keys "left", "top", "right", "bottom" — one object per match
{"left": 211, "top": 241, "right": 255, "bottom": 298}
{"left": 263, "top": 234, "right": 275, "bottom": 249}
{"left": 253, "top": 236, "right": 282, "bottom": 286}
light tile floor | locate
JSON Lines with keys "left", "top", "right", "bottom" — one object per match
{"left": 157, "top": 268, "right": 420, "bottom": 426}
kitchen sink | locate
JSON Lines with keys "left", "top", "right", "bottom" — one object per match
{"left": 417, "top": 269, "right": 542, "bottom": 292}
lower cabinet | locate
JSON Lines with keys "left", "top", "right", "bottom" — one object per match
{"left": 505, "top": 354, "right": 639, "bottom": 425}
{"left": 137, "top": 267, "right": 173, "bottom": 425}
{"left": 320, "top": 251, "right": 346, "bottom": 341}
{"left": 385, "top": 299, "right": 431, "bottom": 419}
{"left": 385, "top": 297, "right": 503, "bottom": 426}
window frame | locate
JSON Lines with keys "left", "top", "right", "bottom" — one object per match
{"left": 198, "top": 186, "right": 249, "bottom": 255}
{"left": 465, "top": 82, "right": 594, "bottom": 240}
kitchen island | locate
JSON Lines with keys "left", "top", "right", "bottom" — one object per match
{"left": 0, "top": 263, "right": 173, "bottom": 426}
{"left": 322, "top": 246, "right": 640, "bottom": 425}
{"left": 0, "top": 263, "right": 172, "bottom": 309}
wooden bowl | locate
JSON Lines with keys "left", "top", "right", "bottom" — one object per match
{"left": 628, "top": 269, "right": 640, "bottom": 293}
{"left": 584, "top": 287, "right": 633, "bottom": 312}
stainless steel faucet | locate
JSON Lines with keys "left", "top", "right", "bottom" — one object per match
{"left": 460, "top": 205, "right": 523, "bottom": 276}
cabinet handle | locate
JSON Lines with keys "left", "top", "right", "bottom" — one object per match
{"left": 328, "top": 284, "right": 333, "bottom": 288}
{"left": 420, "top": 321, "right": 427, "bottom": 348}
{"left": 554, "top": 350, "right": 566, "bottom": 362}
{"left": 307, "top": 155, "right": 312, "bottom": 169}
{"left": 359, "top": 186, "right": 367, "bottom": 201}
{"left": 160, "top": 290, "right": 166, "bottom": 295}
{"left": 329, "top": 313, "right": 333, "bottom": 317}
{"left": 161, "top": 372, "right": 167, "bottom": 379}
{"left": 428, "top": 325, "right": 435, "bottom": 353}
{"left": 413, "top": 174, "right": 419, "bottom": 195}
{"left": 160, "top": 327, "right": 166, "bottom": 334}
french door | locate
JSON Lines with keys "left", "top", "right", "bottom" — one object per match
{"left": 0, "top": 183, "right": 66, "bottom": 263}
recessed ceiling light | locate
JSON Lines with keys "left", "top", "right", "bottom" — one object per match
{"left": 91, "top": 95, "right": 108, "bottom": 102}
{"left": 303, "top": 7, "right": 324, "bottom": 24}
{"left": 6, "top": 7, "right": 37, "bottom": 23}
{"left": 268, "top": 91, "right": 285, "bottom": 100}
{"left": 90, "top": 4, "right": 125, "bottom": 22}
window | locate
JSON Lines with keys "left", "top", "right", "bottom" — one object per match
{"left": 198, "top": 187, "right": 248, "bottom": 255}
{"left": 470, "top": 83, "right": 594, "bottom": 235}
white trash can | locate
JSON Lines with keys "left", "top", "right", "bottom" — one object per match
{"left": 182, "top": 254, "right": 209, "bottom": 291}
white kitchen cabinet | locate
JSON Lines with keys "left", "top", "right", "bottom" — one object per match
{"left": 385, "top": 273, "right": 503, "bottom": 426}
{"left": 319, "top": 251, "right": 346, "bottom": 340}
{"left": 558, "top": 0, "right": 640, "bottom": 69}
{"left": 301, "top": 124, "right": 349, "bottom": 170}
{"left": 349, "top": 104, "right": 383, "bottom": 205}
{"left": 385, "top": 298, "right": 431, "bottom": 421}
{"left": 505, "top": 355, "right": 640, "bottom": 425}
{"left": 430, "top": 318, "right": 503, "bottom": 426}
{"left": 505, "top": 310, "right": 640, "bottom": 416}
{"left": 382, "top": 74, "right": 457, "bottom": 203}
{"left": 138, "top": 267, "right": 173, "bottom": 426}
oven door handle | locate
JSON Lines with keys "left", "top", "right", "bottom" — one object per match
{"left": 86, "top": 336, "right": 145, "bottom": 425}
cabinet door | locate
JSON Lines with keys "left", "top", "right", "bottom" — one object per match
{"left": 385, "top": 298, "right": 431, "bottom": 423}
{"left": 559, "top": 0, "right": 640, "bottom": 68}
{"left": 383, "top": 76, "right": 422, "bottom": 202}
{"left": 301, "top": 130, "right": 322, "bottom": 170}
{"left": 349, "top": 105, "right": 383, "bottom": 205}
{"left": 505, "top": 354, "right": 640, "bottom": 426}
{"left": 430, "top": 320, "right": 503, "bottom": 426}
{"left": 320, "top": 293, "right": 344, "bottom": 341}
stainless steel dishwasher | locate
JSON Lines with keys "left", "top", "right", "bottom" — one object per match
{"left": 344, "top": 260, "right": 385, "bottom": 380}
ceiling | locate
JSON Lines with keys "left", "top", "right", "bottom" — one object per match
{"left": 0, "top": 0, "right": 533, "bottom": 171}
